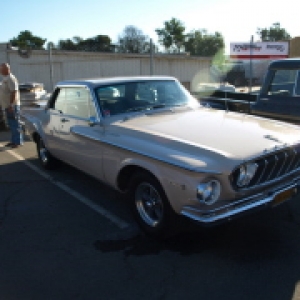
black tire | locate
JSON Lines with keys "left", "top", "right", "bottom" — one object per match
{"left": 37, "top": 136, "right": 59, "bottom": 170}
{"left": 128, "top": 171, "right": 178, "bottom": 238}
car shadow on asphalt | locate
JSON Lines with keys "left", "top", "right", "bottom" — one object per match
{"left": 94, "top": 203, "right": 298, "bottom": 261}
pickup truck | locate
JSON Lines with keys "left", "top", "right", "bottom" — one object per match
{"left": 195, "top": 58, "right": 300, "bottom": 124}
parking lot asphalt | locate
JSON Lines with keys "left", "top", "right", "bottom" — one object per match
{"left": 1, "top": 129, "right": 300, "bottom": 300}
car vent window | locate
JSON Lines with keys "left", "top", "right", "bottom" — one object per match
{"left": 53, "top": 88, "right": 66, "bottom": 112}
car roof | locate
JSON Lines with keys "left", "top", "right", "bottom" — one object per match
{"left": 56, "top": 76, "right": 178, "bottom": 88}
{"left": 269, "top": 58, "right": 300, "bottom": 70}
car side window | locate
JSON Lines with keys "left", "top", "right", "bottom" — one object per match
{"left": 64, "top": 87, "right": 97, "bottom": 119}
{"left": 96, "top": 85, "right": 127, "bottom": 116}
{"left": 267, "top": 69, "right": 297, "bottom": 96}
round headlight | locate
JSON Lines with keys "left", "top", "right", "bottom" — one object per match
{"left": 197, "top": 180, "right": 221, "bottom": 205}
{"left": 236, "top": 162, "right": 258, "bottom": 187}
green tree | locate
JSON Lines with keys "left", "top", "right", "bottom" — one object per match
{"left": 57, "top": 35, "right": 112, "bottom": 52}
{"left": 117, "top": 26, "right": 150, "bottom": 53}
{"left": 257, "top": 22, "right": 291, "bottom": 41}
{"left": 72, "top": 36, "right": 83, "bottom": 44}
{"left": 211, "top": 48, "right": 227, "bottom": 70}
{"left": 185, "top": 30, "right": 224, "bottom": 56}
{"left": 57, "top": 38, "right": 77, "bottom": 50}
{"left": 155, "top": 18, "right": 186, "bottom": 53}
{"left": 10, "top": 30, "right": 46, "bottom": 50}
{"left": 78, "top": 35, "right": 112, "bottom": 52}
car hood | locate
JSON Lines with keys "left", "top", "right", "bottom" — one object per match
{"left": 95, "top": 107, "right": 300, "bottom": 173}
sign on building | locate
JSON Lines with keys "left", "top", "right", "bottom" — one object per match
{"left": 230, "top": 42, "right": 289, "bottom": 59}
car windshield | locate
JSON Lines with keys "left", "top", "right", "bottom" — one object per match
{"left": 95, "top": 80, "right": 199, "bottom": 117}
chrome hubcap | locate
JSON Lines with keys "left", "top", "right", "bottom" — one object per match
{"left": 135, "top": 182, "right": 163, "bottom": 227}
{"left": 39, "top": 140, "right": 48, "bottom": 163}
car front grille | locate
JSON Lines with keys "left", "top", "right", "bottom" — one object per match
{"left": 232, "top": 144, "right": 300, "bottom": 189}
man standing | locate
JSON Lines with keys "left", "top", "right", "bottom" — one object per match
{"left": 0, "top": 63, "right": 23, "bottom": 148}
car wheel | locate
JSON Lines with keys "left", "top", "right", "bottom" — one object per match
{"left": 37, "top": 136, "right": 58, "bottom": 170}
{"left": 128, "top": 171, "right": 177, "bottom": 238}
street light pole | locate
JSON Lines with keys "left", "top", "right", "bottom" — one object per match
{"left": 249, "top": 35, "right": 253, "bottom": 93}
{"left": 48, "top": 43, "right": 54, "bottom": 91}
{"left": 150, "top": 38, "right": 154, "bottom": 75}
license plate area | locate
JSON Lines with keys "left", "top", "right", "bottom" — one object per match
{"left": 272, "top": 187, "right": 296, "bottom": 207}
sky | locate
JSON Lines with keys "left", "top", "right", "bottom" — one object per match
{"left": 1, "top": 0, "right": 299, "bottom": 53}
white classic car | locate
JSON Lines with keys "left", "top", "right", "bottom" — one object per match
{"left": 21, "top": 76, "right": 300, "bottom": 237}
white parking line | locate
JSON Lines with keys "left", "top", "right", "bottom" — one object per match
{"left": 1, "top": 143, "right": 130, "bottom": 230}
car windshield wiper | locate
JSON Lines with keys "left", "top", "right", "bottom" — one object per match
{"left": 149, "top": 103, "right": 187, "bottom": 109}
{"left": 125, "top": 104, "right": 167, "bottom": 113}
{"left": 125, "top": 106, "right": 150, "bottom": 112}
{"left": 125, "top": 103, "right": 187, "bottom": 113}
{"left": 149, "top": 104, "right": 167, "bottom": 109}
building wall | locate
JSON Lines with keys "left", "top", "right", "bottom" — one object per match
{"left": 290, "top": 37, "right": 300, "bottom": 58}
{"left": 0, "top": 44, "right": 212, "bottom": 92}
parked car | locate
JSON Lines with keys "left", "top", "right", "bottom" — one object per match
{"left": 21, "top": 76, "right": 300, "bottom": 237}
{"left": 19, "top": 82, "right": 48, "bottom": 106}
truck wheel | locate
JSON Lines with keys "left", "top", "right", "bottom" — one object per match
{"left": 37, "top": 136, "right": 58, "bottom": 170}
{"left": 128, "top": 171, "right": 178, "bottom": 238}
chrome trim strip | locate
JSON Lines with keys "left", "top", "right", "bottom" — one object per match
{"left": 206, "top": 98, "right": 253, "bottom": 104}
{"left": 286, "top": 148, "right": 297, "bottom": 173}
{"left": 181, "top": 183, "right": 298, "bottom": 223}
{"left": 294, "top": 152, "right": 300, "bottom": 169}
{"left": 266, "top": 154, "right": 278, "bottom": 181}
{"left": 233, "top": 144, "right": 300, "bottom": 191}
{"left": 71, "top": 128, "right": 222, "bottom": 175}
{"left": 238, "top": 166, "right": 300, "bottom": 192}
{"left": 276, "top": 151, "right": 288, "bottom": 177}
{"left": 256, "top": 158, "right": 268, "bottom": 185}
{"left": 56, "top": 84, "right": 89, "bottom": 88}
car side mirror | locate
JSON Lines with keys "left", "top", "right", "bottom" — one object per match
{"left": 88, "top": 116, "right": 103, "bottom": 127}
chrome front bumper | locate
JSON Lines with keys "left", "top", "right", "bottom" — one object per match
{"left": 181, "top": 183, "right": 298, "bottom": 224}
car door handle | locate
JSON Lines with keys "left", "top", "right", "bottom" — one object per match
{"left": 61, "top": 118, "right": 70, "bottom": 123}
{"left": 260, "top": 98, "right": 269, "bottom": 101}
